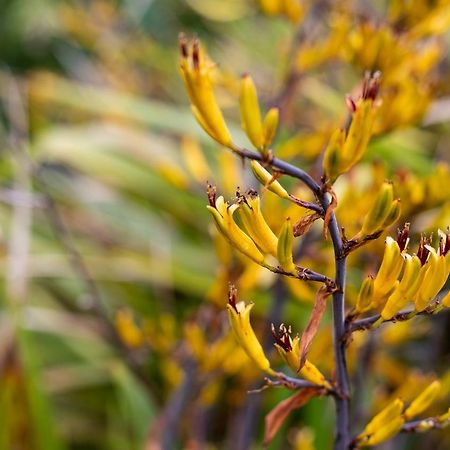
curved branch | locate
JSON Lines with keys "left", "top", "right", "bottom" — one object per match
{"left": 234, "top": 145, "right": 351, "bottom": 450}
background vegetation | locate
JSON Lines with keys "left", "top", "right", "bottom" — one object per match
{"left": 0, "top": 1, "right": 449, "bottom": 449}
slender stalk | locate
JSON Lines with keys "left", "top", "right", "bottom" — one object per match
{"left": 235, "top": 145, "right": 351, "bottom": 449}
{"left": 320, "top": 198, "right": 350, "bottom": 450}
{"left": 349, "top": 305, "right": 442, "bottom": 333}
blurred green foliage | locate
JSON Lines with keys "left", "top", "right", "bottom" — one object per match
{"left": 0, "top": 1, "right": 450, "bottom": 449}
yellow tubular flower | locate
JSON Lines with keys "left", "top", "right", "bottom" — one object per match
{"left": 361, "top": 182, "right": 394, "bottom": 236}
{"left": 272, "top": 325, "right": 330, "bottom": 388}
{"left": 115, "top": 310, "right": 144, "bottom": 348}
{"left": 341, "top": 99, "right": 376, "bottom": 173}
{"left": 381, "top": 198, "right": 401, "bottom": 229}
{"left": 240, "top": 74, "right": 265, "bottom": 151}
{"left": 180, "top": 135, "right": 211, "bottom": 184}
{"left": 283, "top": 0, "right": 305, "bottom": 23}
{"left": 442, "top": 290, "right": 450, "bottom": 308}
{"left": 179, "top": 36, "right": 233, "bottom": 148}
{"left": 262, "top": 107, "right": 279, "bottom": 148}
{"left": 238, "top": 194, "right": 278, "bottom": 256}
{"left": 360, "top": 398, "right": 404, "bottom": 438}
{"left": 250, "top": 161, "right": 289, "bottom": 199}
{"left": 207, "top": 195, "right": 265, "bottom": 264}
{"left": 258, "top": 0, "right": 281, "bottom": 15}
{"left": 373, "top": 237, "right": 405, "bottom": 301}
{"left": 404, "top": 380, "right": 441, "bottom": 420}
{"left": 354, "top": 276, "right": 375, "bottom": 314}
{"left": 323, "top": 128, "right": 346, "bottom": 183}
{"left": 277, "top": 217, "right": 296, "bottom": 273}
{"left": 365, "top": 416, "right": 405, "bottom": 446}
{"left": 414, "top": 248, "right": 448, "bottom": 312}
{"left": 381, "top": 254, "right": 422, "bottom": 320}
{"left": 227, "top": 298, "right": 275, "bottom": 375}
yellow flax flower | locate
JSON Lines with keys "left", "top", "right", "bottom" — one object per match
{"left": 323, "top": 73, "right": 380, "bottom": 181}
{"left": 357, "top": 398, "right": 404, "bottom": 445}
{"left": 250, "top": 161, "right": 289, "bottom": 199}
{"left": 404, "top": 380, "right": 441, "bottom": 420}
{"left": 361, "top": 182, "right": 395, "bottom": 236}
{"left": 372, "top": 236, "right": 405, "bottom": 304}
{"left": 237, "top": 192, "right": 278, "bottom": 256}
{"left": 207, "top": 191, "right": 265, "bottom": 264}
{"left": 414, "top": 246, "right": 448, "bottom": 312}
{"left": 354, "top": 276, "right": 375, "bottom": 315}
{"left": 179, "top": 35, "right": 233, "bottom": 148}
{"left": 227, "top": 289, "right": 276, "bottom": 375}
{"left": 277, "top": 217, "right": 296, "bottom": 273}
{"left": 381, "top": 254, "right": 422, "bottom": 320}
{"left": 272, "top": 324, "right": 331, "bottom": 388}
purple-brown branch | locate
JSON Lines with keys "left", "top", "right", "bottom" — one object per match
{"left": 232, "top": 145, "right": 351, "bottom": 450}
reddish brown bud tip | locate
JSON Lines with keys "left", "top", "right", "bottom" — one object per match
{"left": 178, "top": 33, "right": 188, "bottom": 58}
{"left": 207, "top": 183, "right": 217, "bottom": 208}
{"left": 362, "top": 71, "right": 381, "bottom": 101}
{"left": 417, "top": 233, "right": 432, "bottom": 266}
{"left": 228, "top": 284, "right": 238, "bottom": 312}
{"left": 397, "top": 222, "right": 410, "bottom": 252}
{"left": 272, "top": 323, "right": 293, "bottom": 352}
{"left": 346, "top": 95, "right": 357, "bottom": 113}
{"left": 192, "top": 40, "right": 200, "bottom": 70}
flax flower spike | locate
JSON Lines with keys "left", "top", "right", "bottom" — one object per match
{"left": 227, "top": 287, "right": 276, "bottom": 376}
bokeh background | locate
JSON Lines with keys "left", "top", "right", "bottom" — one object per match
{"left": 1, "top": 1, "right": 450, "bottom": 449}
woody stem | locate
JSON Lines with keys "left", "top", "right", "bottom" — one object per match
{"left": 236, "top": 146, "right": 351, "bottom": 449}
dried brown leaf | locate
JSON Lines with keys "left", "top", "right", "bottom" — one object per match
{"left": 293, "top": 213, "right": 321, "bottom": 237}
{"left": 263, "top": 388, "right": 320, "bottom": 447}
{"left": 298, "top": 285, "right": 331, "bottom": 370}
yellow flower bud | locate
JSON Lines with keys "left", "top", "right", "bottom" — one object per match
{"left": 277, "top": 217, "right": 296, "bottom": 273}
{"left": 323, "top": 128, "right": 346, "bottom": 183}
{"left": 361, "top": 182, "right": 394, "bottom": 236}
{"left": 240, "top": 74, "right": 265, "bottom": 151}
{"left": 404, "top": 380, "right": 441, "bottom": 420}
{"left": 227, "top": 298, "right": 275, "bottom": 375}
{"left": 414, "top": 248, "right": 448, "bottom": 312}
{"left": 179, "top": 37, "right": 233, "bottom": 148}
{"left": 381, "top": 198, "right": 401, "bottom": 229}
{"left": 238, "top": 194, "right": 278, "bottom": 256}
{"left": 272, "top": 325, "right": 330, "bottom": 388}
{"left": 207, "top": 195, "right": 265, "bottom": 264}
{"left": 115, "top": 310, "right": 144, "bottom": 348}
{"left": 283, "top": 0, "right": 304, "bottom": 23}
{"left": 258, "top": 0, "right": 281, "bottom": 15}
{"left": 361, "top": 398, "right": 404, "bottom": 437}
{"left": 180, "top": 135, "right": 211, "bottom": 184}
{"left": 373, "top": 237, "right": 404, "bottom": 301}
{"left": 381, "top": 254, "right": 422, "bottom": 320}
{"left": 341, "top": 99, "right": 376, "bottom": 173}
{"left": 250, "top": 161, "right": 289, "bottom": 199}
{"left": 354, "top": 276, "right": 375, "bottom": 314}
{"left": 365, "top": 416, "right": 404, "bottom": 446}
{"left": 262, "top": 107, "right": 279, "bottom": 148}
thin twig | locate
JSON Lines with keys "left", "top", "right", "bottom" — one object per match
{"left": 348, "top": 304, "right": 443, "bottom": 334}
{"left": 401, "top": 417, "right": 449, "bottom": 433}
